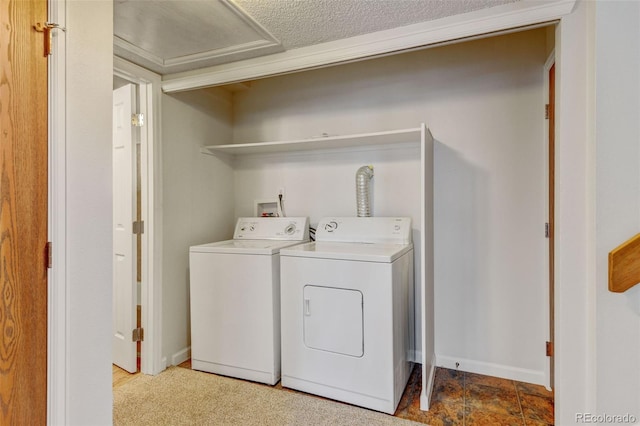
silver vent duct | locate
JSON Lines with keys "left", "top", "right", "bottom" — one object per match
{"left": 355, "top": 165, "right": 374, "bottom": 217}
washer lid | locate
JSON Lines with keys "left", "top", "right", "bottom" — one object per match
{"left": 190, "top": 239, "right": 307, "bottom": 255}
{"left": 280, "top": 241, "right": 413, "bottom": 263}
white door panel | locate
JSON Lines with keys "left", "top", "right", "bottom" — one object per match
{"left": 112, "top": 84, "right": 137, "bottom": 373}
{"left": 303, "top": 285, "right": 364, "bottom": 357}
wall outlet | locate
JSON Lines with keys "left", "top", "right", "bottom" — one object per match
{"left": 278, "top": 187, "right": 285, "bottom": 200}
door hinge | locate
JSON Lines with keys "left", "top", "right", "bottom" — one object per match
{"left": 132, "top": 327, "right": 144, "bottom": 342}
{"left": 546, "top": 341, "right": 554, "bottom": 357}
{"left": 34, "top": 22, "right": 66, "bottom": 57}
{"left": 133, "top": 220, "right": 145, "bottom": 235}
{"left": 545, "top": 222, "right": 550, "bottom": 238}
{"left": 131, "top": 113, "right": 145, "bottom": 127}
{"left": 545, "top": 104, "right": 550, "bottom": 119}
{"left": 45, "top": 241, "right": 52, "bottom": 269}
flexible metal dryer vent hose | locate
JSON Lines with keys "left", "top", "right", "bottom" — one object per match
{"left": 355, "top": 165, "right": 374, "bottom": 217}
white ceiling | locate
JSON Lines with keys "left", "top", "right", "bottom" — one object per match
{"left": 114, "top": 0, "right": 520, "bottom": 75}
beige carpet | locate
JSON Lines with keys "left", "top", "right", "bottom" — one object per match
{"left": 114, "top": 367, "right": 423, "bottom": 425}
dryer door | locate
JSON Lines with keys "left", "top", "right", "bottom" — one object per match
{"left": 303, "top": 285, "right": 364, "bottom": 357}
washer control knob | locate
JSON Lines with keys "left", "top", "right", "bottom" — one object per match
{"left": 285, "top": 224, "right": 296, "bottom": 235}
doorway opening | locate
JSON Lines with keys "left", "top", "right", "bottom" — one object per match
{"left": 112, "top": 58, "right": 163, "bottom": 378}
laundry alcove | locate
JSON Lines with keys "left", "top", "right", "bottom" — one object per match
{"left": 160, "top": 25, "right": 554, "bottom": 410}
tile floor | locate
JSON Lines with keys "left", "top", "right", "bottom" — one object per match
{"left": 395, "top": 367, "right": 554, "bottom": 425}
{"left": 172, "top": 361, "right": 554, "bottom": 426}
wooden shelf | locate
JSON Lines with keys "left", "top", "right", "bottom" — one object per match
{"left": 609, "top": 233, "right": 640, "bottom": 292}
{"left": 200, "top": 127, "right": 421, "bottom": 156}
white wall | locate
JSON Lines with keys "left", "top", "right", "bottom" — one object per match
{"left": 232, "top": 28, "right": 549, "bottom": 382}
{"left": 161, "top": 88, "right": 234, "bottom": 365}
{"left": 65, "top": 0, "right": 113, "bottom": 423}
{"left": 595, "top": 0, "right": 640, "bottom": 419}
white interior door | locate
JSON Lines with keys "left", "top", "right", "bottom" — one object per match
{"left": 112, "top": 84, "right": 138, "bottom": 373}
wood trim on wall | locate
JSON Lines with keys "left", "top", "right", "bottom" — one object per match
{"left": 608, "top": 234, "right": 640, "bottom": 292}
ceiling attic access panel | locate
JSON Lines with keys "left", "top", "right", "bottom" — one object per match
{"left": 114, "top": 0, "right": 283, "bottom": 75}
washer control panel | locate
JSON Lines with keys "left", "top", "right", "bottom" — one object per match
{"left": 316, "top": 217, "right": 412, "bottom": 244}
{"left": 233, "top": 217, "right": 309, "bottom": 241}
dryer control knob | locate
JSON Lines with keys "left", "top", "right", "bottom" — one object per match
{"left": 325, "top": 221, "right": 338, "bottom": 232}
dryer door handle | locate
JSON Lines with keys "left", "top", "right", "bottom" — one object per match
{"left": 304, "top": 298, "right": 311, "bottom": 316}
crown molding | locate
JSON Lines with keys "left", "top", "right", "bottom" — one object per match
{"left": 114, "top": 36, "right": 165, "bottom": 67}
{"left": 163, "top": 39, "right": 280, "bottom": 67}
{"left": 162, "top": 0, "right": 576, "bottom": 93}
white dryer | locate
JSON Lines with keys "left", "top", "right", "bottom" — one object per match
{"left": 189, "top": 217, "right": 309, "bottom": 385}
{"left": 280, "top": 217, "right": 414, "bottom": 414}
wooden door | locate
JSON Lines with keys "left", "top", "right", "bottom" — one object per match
{"left": 0, "top": 0, "right": 49, "bottom": 423}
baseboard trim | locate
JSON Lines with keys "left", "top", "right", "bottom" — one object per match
{"left": 435, "top": 355, "right": 546, "bottom": 386}
{"left": 171, "top": 347, "right": 191, "bottom": 366}
{"left": 161, "top": 356, "right": 168, "bottom": 371}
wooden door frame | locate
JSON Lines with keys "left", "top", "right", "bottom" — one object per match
{"left": 113, "top": 56, "right": 164, "bottom": 377}
{"left": 543, "top": 51, "right": 555, "bottom": 391}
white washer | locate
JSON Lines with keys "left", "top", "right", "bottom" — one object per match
{"left": 189, "top": 217, "right": 309, "bottom": 385}
{"left": 280, "top": 217, "right": 414, "bottom": 414}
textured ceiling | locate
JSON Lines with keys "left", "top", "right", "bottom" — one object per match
{"left": 234, "top": 0, "right": 519, "bottom": 50}
{"left": 114, "top": 0, "right": 521, "bottom": 75}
